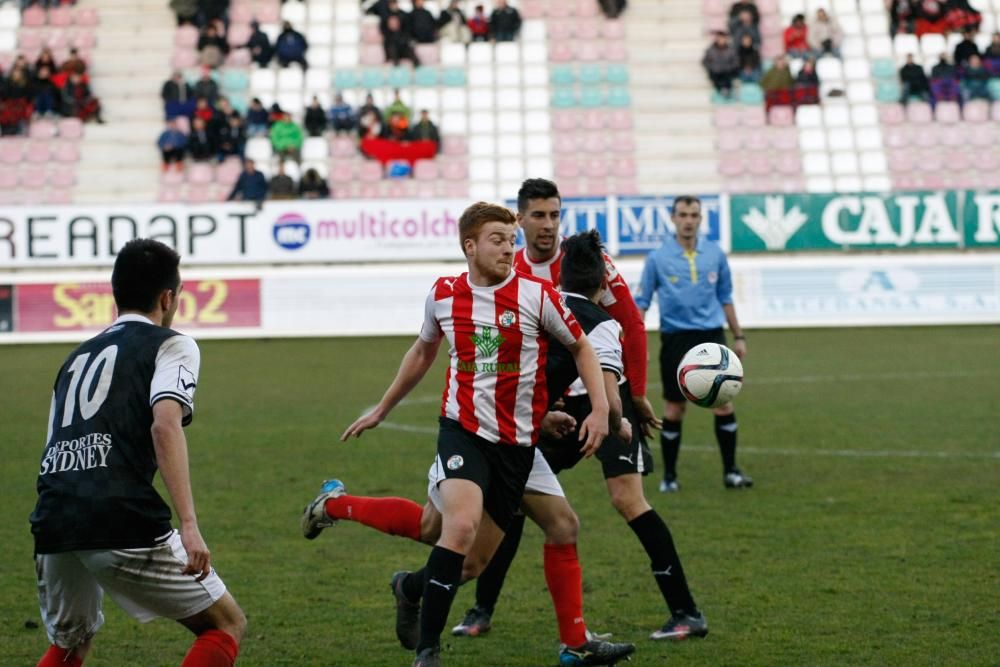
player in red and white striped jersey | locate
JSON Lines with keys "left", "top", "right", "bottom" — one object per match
{"left": 512, "top": 179, "right": 660, "bottom": 436}
{"left": 340, "top": 202, "right": 610, "bottom": 667}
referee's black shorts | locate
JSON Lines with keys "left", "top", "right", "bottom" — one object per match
{"left": 659, "top": 328, "right": 727, "bottom": 403}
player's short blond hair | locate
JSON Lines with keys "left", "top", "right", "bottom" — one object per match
{"left": 459, "top": 202, "right": 517, "bottom": 252}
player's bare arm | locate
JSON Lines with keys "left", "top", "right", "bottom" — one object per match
{"left": 722, "top": 304, "right": 747, "bottom": 359}
{"left": 602, "top": 370, "right": 632, "bottom": 441}
{"left": 566, "top": 336, "right": 610, "bottom": 457}
{"left": 341, "top": 335, "right": 443, "bottom": 440}
{"left": 151, "top": 399, "right": 210, "bottom": 581}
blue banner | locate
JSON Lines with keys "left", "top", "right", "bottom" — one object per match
{"left": 615, "top": 195, "right": 721, "bottom": 255}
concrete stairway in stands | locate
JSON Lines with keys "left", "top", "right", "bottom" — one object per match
{"left": 624, "top": 0, "right": 719, "bottom": 194}
{"left": 74, "top": 0, "right": 172, "bottom": 203}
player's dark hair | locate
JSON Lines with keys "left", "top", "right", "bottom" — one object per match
{"left": 459, "top": 202, "right": 517, "bottom": 254}
{"left": 671, "top": 195, "right": 702, "bottom": 214}
{"left": 516, "top": 178, "right": 561, "bottom": 212}
{"left": 111, "top": 239, "right": 181, "bottom": 312}
{"left": 560, "top": 230, "right": 605, "bottom": 298}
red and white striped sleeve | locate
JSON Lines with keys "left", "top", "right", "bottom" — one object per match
{"left": 539, "top": 283, "right": 583, "bottom": 346}
{"left": 418, "top": 283, "right": 444, "bottom": 343}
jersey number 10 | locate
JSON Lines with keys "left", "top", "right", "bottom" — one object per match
{"left": 61, "top": 345, "right": 119, "bottom": 427}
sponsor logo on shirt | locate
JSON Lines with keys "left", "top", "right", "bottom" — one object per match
{"left": 39, "top": 434, "right": 113, "bottom": 475}
{"left": 708, "top": 271, "right": 718, "bottom": 284}
{"left": 458, "top": 327, "right": 521, "bottom": 374}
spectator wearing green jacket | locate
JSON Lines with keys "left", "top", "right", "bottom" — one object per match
{"left": 384, "top": 88, "right": 412, "bottom": 123}
{"left": 270, "top": 113, "right": 304, "bottom": 161}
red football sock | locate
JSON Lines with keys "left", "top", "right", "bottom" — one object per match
{"left": 325, "top": 494, "right": 423, "bottom": 541}
{"left": 180, "top": 629, "right": 239, "bottom": 667}
{"left": 37, "top": 646, "right": 83, "bottom": 667}
{"left": 543, "top": 543, "right": 588, "bottom": 647}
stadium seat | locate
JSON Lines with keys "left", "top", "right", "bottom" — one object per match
{"left": 358, "top": 161, "right": 383, "bottom": 182}
{"left": 387, "top": 66, "right": 412, "bottom": 88}
{"left": 441, "top": 68, "right": 467, "bottom": 86}
{"left": 963, "top": 100, "right": 989, "bottom": 123}
{"left": 414, "top": 66, "right": 438, "bottom": 87}
{"left": 53, "top": 143, "right": 79, "bottom": 163}
{"left": 906, "top": 102, "right": 933, "bottom": 124}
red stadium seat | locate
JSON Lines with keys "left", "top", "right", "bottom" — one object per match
{"left": 413, "top": 160, "right": 439, "bottom": 181}
{"left": 48, "top": 7, "right": 72, "bottom": 27}
{"left": 57, "top": 117, "right": 84, "bottom": 139}
{"left": 441, "top": 136, "right": 468, "bottom": 156}
{"left": 53, "top": 143, "right": 80, "bottom": 162}
{"left": 21, "top": 167, "right": 47, "bottom": 188}
{"left": 50, "top": 165, "right": 77, "bottom": 188}
{"left": 74, "top": 8, "right": 100, "bottom": 26}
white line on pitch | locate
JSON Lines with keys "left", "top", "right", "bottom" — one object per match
{"left": 372, "top": 422, "right": 999, "bottom": 461}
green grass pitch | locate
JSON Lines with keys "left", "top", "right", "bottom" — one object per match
{"left": 1, "top": 326, "right": 998, "bottom": 666}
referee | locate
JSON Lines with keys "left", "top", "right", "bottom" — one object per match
{"left": 636, "top": 195, "right": 753, "bottom": 491}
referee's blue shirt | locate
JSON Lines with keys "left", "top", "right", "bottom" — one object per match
{"left": 635, "top": 235, "right": 733, "bottom": 333}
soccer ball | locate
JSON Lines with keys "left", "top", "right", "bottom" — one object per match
{"left": 676, "top": 343, "right": 744, "bottom": 408}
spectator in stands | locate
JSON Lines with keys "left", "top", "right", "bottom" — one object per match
{"left": 157, "top": 119, "right": 188, "bottom": 171}
{"left": 737, "top": 34, "right": 762, "bottom": 82}
{"left": 299, "top": 167, "right": 329, "bottom": 199}
{"left": 899, "top": 54, "right": 932, "bottom": 104}
{"left": 244, "top": 21, "right": 274, "bottom": 68}
{"left": 783, "top": 14, "right": 811, "bottom": 59}
{"left": 728, "top": 0, "right": 759, "bottom": 31}
{"left": 170, "top": 0, "right": 198, "bottom": 26}
{"left": 216, "top": 114, "right": 245, "bottom": 161}
{"left": 985, "top": 31, "right": 1000, "bottom": 61}
{"left": 889, "top": 0, "right": 914, "bottom": 35}
{"left": 0, "top": 68, "right": 33, "bottom": 135}
{"left": 268, "top": 162, "right": 296, "bottom": 199}
{"left": 385, "top": 88, "right": 411, "bottom": 122}
{"left": 409, "top": 0, "right": 438, "bottom": 43}
{"left": 386, "top": 112, "right": 408, "bottom": 140}
{"left": 62, "top": 71, "right": 104, "bottom": 123}
{"left": 730, "top": 9, "right": 760, "bottom": 49}
{"left": 227, "top": 159, "right": 267, "bottom": 203}
{"left": 953, "top": 27, "right": 979, "bottom": 66}
{"left": 468, "top": 4, "right": 489, "bottom": 42}
{"left": 794, "top": 56, "right": 820, "bottom": 104}
{"left": 930, "top": 53, "right": 961, "bottom": 105}
{"left": 407, "top": 109, "right": 440, "bottom": 149}
{"left": 945, "top": 0, "right": 981, "bottom": 33}
{"left": 366, "top": 0, "right": 392, "bottom": 19}
{"left": 197, "top": 0, "right": 228, "bottom": 29}
{"left": 304, "top": 95, "right": 327, "bottom": 136}
{"left": 914, "top": 0, "right": 948, "bottom": 36}
{"left": 438, "top": 0, "right": 470, "bottom": 44}
{"left": 960, "top": 54, "right": 992, "bottom": 101}
{"left": 193, "top": 70, "right": 219, "bottom": 104}
{"left": 32, "top": 66, "right": 60, "bottom": 117}
{"left": 329, "top": 92, "right": 355, "bottom": 133}
{"left": 246, "top": 97, "right": 269, "bottom": 136}
{"left": 198, "top": 22, "right": 229, "bottom": 69}
{"left": 808, "top": 8, "right": 842, "bottom": 58}
{"left": 61, "top": 48, "right": 87, "bottom": 76}
{"left": 275, "top": 21, "right": 309, "bottom": 70}
{"left": 270, "top": 112, "right": 304, "bottom": 161}
{"left": 489, "top": 0, "right": 522, "bottom": 42}
{"left": 761, "top": 54, "right": 795, "bottom": 109}
{"left": 193, "top": 96, "right": 216, "bottom": 124}
{"left": 598, "top": 0, "right": 627, "bottom": 19}
{"left": 383, "top": 14, "right": 419, "bottom": 66}
{"left": 357, "top": 93, "right": 382, "bottom": 138}
{"left": 702, "top": 31, "right": 739, "bottom": 98}
{"left": 186, "top": 116, "right": 216, "bottom": 161}
{"left": 161, "top": 70, "right": 195, "bottom": 119}
{"left": 35, "top": 48, "right": 59, "bottom": 74}
{"left": 378, "top": 0, "right": 409, "bottom": 34}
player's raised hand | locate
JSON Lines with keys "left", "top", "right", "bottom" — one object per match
{"left": 577, "top": 412, "right": 609, "bottom": 458}
{"left": 341, "top": 408, "right": 384, "bottom": 441}
{"left": 631, "top": 394, "right": 662, "bottom": 437}
{"left": 180, "top": 523, "right": 211, "bottom": 582}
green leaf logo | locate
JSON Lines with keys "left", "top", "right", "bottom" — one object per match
{"left": 471, "top": 327, "right": 505, "bottom": 357}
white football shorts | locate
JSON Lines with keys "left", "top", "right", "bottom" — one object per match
{"left": 427, "top": 446, "right": 565, "bottom": 511}
{"left": 35, "top": 530, "right": 227, "bottom": 649}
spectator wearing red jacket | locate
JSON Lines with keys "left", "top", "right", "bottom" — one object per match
{"left": 783, "top": 14, "right": 812, "bottom": 58}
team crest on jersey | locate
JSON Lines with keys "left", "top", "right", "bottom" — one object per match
{"left": 669, "top": 276, "right": 680, "bottom": 283}
{"left": 708, "top": 271, "right": 718, "bottom": 284}
{"left": 498, "top": 310, "right": 517, "bottom": 328}
{"left": 447, "top": 455, "right": 464, "bottom": 471}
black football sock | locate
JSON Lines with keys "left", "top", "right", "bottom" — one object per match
{"left": 660, "top": 418, "right": 682, "bottom": 479}
{"left": 628, "top": 509, "right": 697, "bottom": 614}
{"left": 715, "top": 413, "right": 738, "bottom": 473}
{"left": 401, "top": 568, "right": 426, "bottom": 604}
{"left": 474, "top": 512, "right": 525, "bottom": 614}
{"left": 417, "top": 546, "right": 465, "bottom": 653}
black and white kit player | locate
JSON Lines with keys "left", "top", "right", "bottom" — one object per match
{"left": 29, "top": 239, "right": 244, "bottom": 667}
{"left": 455, "top": 230, "right": 710, "bottom": 643}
